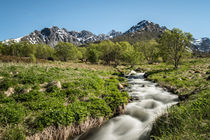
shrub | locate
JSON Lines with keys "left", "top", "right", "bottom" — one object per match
{"left": 13, "top": 90, "right": 43, "bottom": 102}
{"left": 34, "top": 107, "right": 75, "bottom": 131}
{"left": 29, "top": 54, "right": 36, "bottom": 63}
{"left": 0, "top": 103, "right": 25, "bottom": 125}
{"left": 87, "top": 48, "right": 100, "bottom": 64}
{"left": 0, "top": 93, "right": 16, "bottom": 104}
{"left": 55, "top": 42, "right": 81, "bottom": 61}
{"left": 25, "top": 97, "right": 65, "bottom": 111}
{"left": 87, "top": 98, "right": 112, "bottom": 117}
{"left": 103, "top": 77, "right": 128, "bottom": 111}
{"left": 68, "top": 102, "right": 89, "bottom": 123}
{"left": 0, "top": 78, "right": 18, "bottom": 91}
{"left": 3, "top": 126, "right": 26, "bottom": 140}
{"left": 64, "top": 88, "right": 88, "bottom": 98}
{"left": 104, "top": 91, "right": 127, "bottom": 111}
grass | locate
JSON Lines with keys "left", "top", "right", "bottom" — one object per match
{"left": 0, "top": 62, "right": 128, "bottom": 139}
{"left": 134, "top": 58, "right": 210, "bottom": 139}
{"left": 0, "top": 58, "right": 209, "bottom": 139}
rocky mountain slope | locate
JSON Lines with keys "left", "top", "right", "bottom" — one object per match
{"left": 3, "top": 27, "right": 122, "bottom": 47}
{"left": 192, "top": 37, "right": 210, "bottom": 53}
{"left": 112, "top": 20, "right": 167, "bottom": 43}
{"left": 2, "top": 20, "right": 210, "bottom": 53}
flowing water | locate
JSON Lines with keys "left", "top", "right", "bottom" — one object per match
{"left": 74, "top": 71, "right": 178, "bottom": 140}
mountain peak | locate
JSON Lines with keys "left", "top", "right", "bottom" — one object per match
{"left": 107, "top": 30, "right": 122, "bottom": 38}
{"left": 137, "top": 20, "right": 152, "bottom": 25}
{"left": 125, "top": 20, "right": 166, "bottom": 34}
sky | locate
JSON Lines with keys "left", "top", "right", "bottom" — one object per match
{"left": 0, "top": 0, "right": 209, "bottom": 41}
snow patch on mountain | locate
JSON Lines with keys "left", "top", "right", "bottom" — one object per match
{"left": 193, "top": 38, "right": 210, "bottom": 52}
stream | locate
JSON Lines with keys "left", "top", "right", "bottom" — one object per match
{"left": 74, "top": 71, "right": 178, "bottom": 140}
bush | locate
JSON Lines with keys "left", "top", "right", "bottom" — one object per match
{"left": 68, "top": 102, "right": 89, "bottom": 123}
{"left": 13, "top": 90, "right": 43, "bottom": 102}
{"left": 34, "top": 107, "right": 75, "bottom": 131}
{"left": 104, "top": 91, "right": 128, "bottom": 111}
{"left": 87, "top": 47, "right": 100, "bottom": 64}
{"left": 103, "top": 78, "right": 128, "bottom": 111}
{"left": 3, "top": 126, "right": 26, "bottom": 140}
{"left": 0, "top": 103, "right": 25, "bottom": 125}
{"left": 87, "top": 98, "right": 112, "bottom": 117}
{"left": 0, "top": 93, "right": 16, "bottom": 104}
{"left": 25, "top": 97, "right": 65, "bottom": 111}
{"left": 29, "top": 54, "right": 36, "bottom": 63}
{"left": 35, "top": 44, "right": 55, "bottom": 59}
{"left": 55, "top": 42, "right": 81, "bottom": 61}
{"left": 64, "top": 88, "right": 88, "bottom": 99}
{"left": 0, "top": 78, "right": 18, "bottom": 91}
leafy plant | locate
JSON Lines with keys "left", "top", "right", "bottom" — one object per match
{"left": 0, "top": 103, "right": 25, "bottom": 125}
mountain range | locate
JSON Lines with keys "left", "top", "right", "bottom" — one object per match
{"left": 2, "top": 20, "right": 210, "bottom": 53}
{"left": 192, "top": 38, "right": 210, "bottom": 53}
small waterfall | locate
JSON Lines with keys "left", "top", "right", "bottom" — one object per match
{"left": 74, "top": 72, "right": 178, "bottom": 140}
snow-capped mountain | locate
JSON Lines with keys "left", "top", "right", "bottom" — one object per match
{"left": 112, "top": 20, "right": 167, "bottom": 43}
{"left": 193, "top": 37, "right": 210, "bottom": 53}
{"left": 124, "top": 20, "right": 167, "bottom": 34}
{"left": 1, "top": 20, "right": 168, "bottom": 46}
{"left": 2, "top": 20, "right": 209, "bottom": 53}
{"left": 3, "top": 27, "right": 122, "bottom": 47}
{"left": 108, "top": 30, "right": 122, "bottom": 38}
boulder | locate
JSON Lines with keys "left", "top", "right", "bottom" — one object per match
{"left": 4, "top": 87, "right": 14, "bottom": 97}
{"left": 21, "top": 88, "right": 31, "bottom": 94}
{"left": 47, "top": 81, "right": 62, "bottom": 89}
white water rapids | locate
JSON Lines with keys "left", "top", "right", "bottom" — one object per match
{"left": 74, "top": 71, "right": 178, "bottom": 140}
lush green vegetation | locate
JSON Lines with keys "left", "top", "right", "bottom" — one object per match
{"left": 0, "top": 28, "right": 209, "bottom": 139}
{"left": 135, "top": 58, "right": 210, "bottom": 139}
{"left": 0, "top": 28, "right": 192, "bottom": 67}
{"left": 0, "top": 62, "right": 128, "bottom": 139}
{"left": 0, "top": 39, "right": 160, "bottom": 65}
{"left": 158, "top": 28, "right": 193, "bottom": 68}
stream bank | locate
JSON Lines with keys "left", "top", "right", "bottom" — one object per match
{"left": 74, "top": 71, "right": 178, "bottom": 140}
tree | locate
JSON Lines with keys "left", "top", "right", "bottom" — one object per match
{"left": 86, "top": 44, "right": 101, "bottom": 64}
{"left": 115, "top": 41, "right": 140, "bottom": 66}
{"left": 1, "top": 41, "right": 36, "bottom": 57}
{"left": 78, "top": 47, "right": 88, "bottom": 62}
{"left": 19, "top": 41, "right": 36, "bottom": 57}
{"left": 99, "top": 41, "right": 116, "bottom": 64}
{"left": 55, "top": 42, "right": 81, "bottom": 61}
{"left": 35, "top": 44, "right": 55, "bottom": 59}
{"left": 158, "top": 28, "right": 193, "bottom": 68}
{"left": 134, "top": 40, "right": 159, "bottom": 64}
{"left": 1, "top": 41, "right": 20, "bottom": 56}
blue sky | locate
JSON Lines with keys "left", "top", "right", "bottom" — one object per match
{"left": 0, "top": 0, "right": 209, "bottom": 41}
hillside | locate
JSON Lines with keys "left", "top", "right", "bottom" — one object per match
{"left": 112, "top": 20, "right": 167, "bottom": 44}
{"left": 0, "top": 62, "right": 128, "bottom": 139}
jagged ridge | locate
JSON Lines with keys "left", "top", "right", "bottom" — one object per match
{"left": 2, "top": 20, "right": 210, "bottom": 53}
{"left": 3, "top": 27, "right": 122, "bottom": 47}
